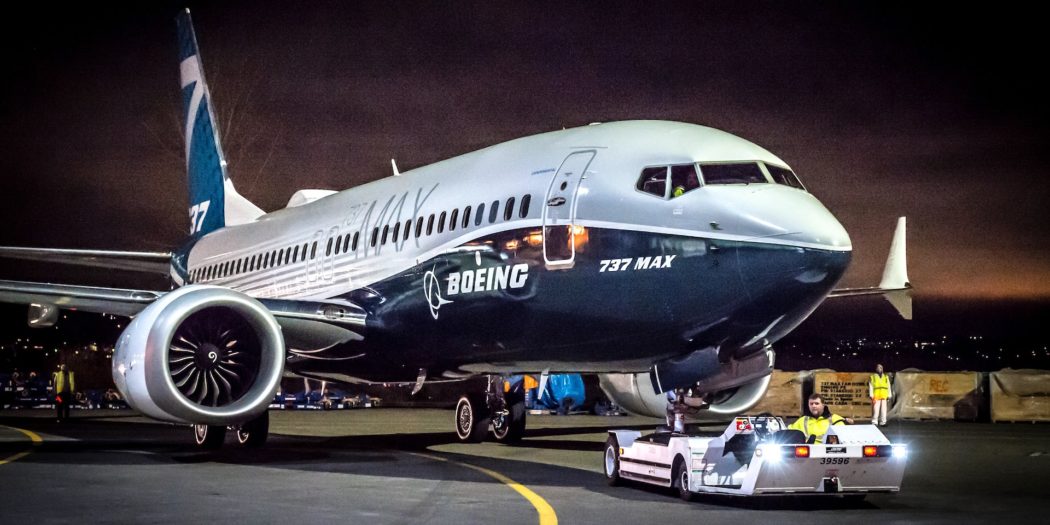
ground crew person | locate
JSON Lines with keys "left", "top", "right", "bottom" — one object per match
{"left": 52, "top": 363, "right": 76, "bottom": 422}
{"left": 869, "top": 364, "right": 892, "bottom": 426}
{"left": 788, "top": 393, "right": 852, "bottom": 444}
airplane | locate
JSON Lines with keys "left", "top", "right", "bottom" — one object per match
{"left": 0, "top": 9, "right": 910, "bottom": 448}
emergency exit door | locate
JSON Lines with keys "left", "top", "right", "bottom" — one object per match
{"left": 543, "top": 150, "right": 595, "bottom": 268}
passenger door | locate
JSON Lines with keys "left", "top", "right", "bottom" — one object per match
{"left": 543, "top": 150, "right": 595, "bottom": 269}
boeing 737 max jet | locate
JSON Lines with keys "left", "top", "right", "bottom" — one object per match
{"left": 0, "top": 10, "right": 910, "bottom": 447}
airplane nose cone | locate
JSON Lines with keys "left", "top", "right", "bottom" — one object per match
{"left": 813, "top": 208, "right": 852, "bottom": 251}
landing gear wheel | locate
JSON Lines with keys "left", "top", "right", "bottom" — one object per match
{"left": 673, "top": 457, "right": 695, "bottom": 501}
{"left": 193, "top": 423, "right": 226, "bottom": 450}
{"left": 235, "top": 411, "right": 269, "bottom": 448}
{"left": 455, "top": 394, "right": 490, "bottom": 443}
{"left": 493, "top": 392, "right": 526, "bottom": 443}
{"left": 604, "top": 437, "right": 621, "bottom": 486}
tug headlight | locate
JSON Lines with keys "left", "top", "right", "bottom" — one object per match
{"left": 892, "top": 445, "right": 908, "bottom": 459}
{"left": 758, "top": 444, "right": 782, "bottom": 463}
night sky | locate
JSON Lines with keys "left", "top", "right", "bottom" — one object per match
{"left": 2, "top": 1, "right": 1048, "bottom": 300}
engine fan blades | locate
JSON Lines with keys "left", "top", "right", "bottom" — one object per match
{"left": 168, "top": 307, "right": 261, "bottom": 407}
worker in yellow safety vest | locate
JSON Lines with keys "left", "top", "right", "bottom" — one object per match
{"left": 788, "top": 393, "right": 853, "bottom": 444}
{"left": 52, "top": 363, "right": 76, "bottom": 422}
{"left": 869, "top": 364, "right": 892, "bottom": 426}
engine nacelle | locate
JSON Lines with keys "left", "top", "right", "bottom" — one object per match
{"left": 599, "top": 348, "right": 774, "bottom": 419}
{"left": 112, "top": 285, "right": 284, "bottom": 425}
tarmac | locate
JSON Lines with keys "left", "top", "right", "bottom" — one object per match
{"left": 1, "top": 408, "right": 1049, "bottom": 524}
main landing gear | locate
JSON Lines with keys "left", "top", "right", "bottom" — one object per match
{"left": 455, "top": 376, "right": 526, "bottom": 443}
{"left": 192, "top": 410, "right": 270, "bottom": 449}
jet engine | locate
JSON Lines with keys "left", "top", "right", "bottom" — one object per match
{"left": 112, "top": 285, "right": 284, "bottom": 425}
{"left": 599, "top": 347, "right": 773, "bottom": 419}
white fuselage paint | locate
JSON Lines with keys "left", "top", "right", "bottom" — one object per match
{"left": 184, "top": 121, "right": 851, "bottom": 303}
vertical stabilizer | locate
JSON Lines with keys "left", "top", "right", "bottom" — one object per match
{"left": 177, "top": 9, "right": 263, "bottom": 238}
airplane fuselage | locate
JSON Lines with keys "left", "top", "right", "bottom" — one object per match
{"left": 176, "top": 121, "right": 852, "bottom": 383}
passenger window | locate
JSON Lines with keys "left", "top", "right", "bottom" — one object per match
{"left": 371, "top": 227, "right": 379, "bottom": 247}
{"left": 382, "top": 224, "right": 389, "bottom": 245}
{"left": 416, "top": 217, "right": 424, "bottom": 238}
{"left": 449, "top": 209, "right": 459, "bottom": 231}
{"left": 700, "top": 163, "right": 767, "bottom": 185}
{"left": 504, "top": 197, "right": 515, "bottom": 221}
{"left": 475, "top": 203, "right": 485, "bottom": 226}
{"left": 670, "top": 164, "right": 700, "bottom": 198}
{"left": 403, "top": 220, "right": 411, "bottom": 241}
{"left": 427, "top": 214, "right": 435, "bottom": 236}
{"left": 343, "top": 234, "right": 351, "bottom": 253}
{"left": 765, "top": 164, "right": 805, "bottom": 190}
{"left": 334, "top": 236, "right": 342, "bottom": 254}
{"left": 637, "top": 166, "right": 669, "bottom": 197}
{"left": 438, "top": 212, "right": 446, "bottom": 234}
{"left": 326, "top": 238, "right": 333, "bottom": 257}
{"left": 392, "top": 221, "right": 401, "bottom": 241}
{"left": 489, "top": 200, "right": 499, "bottom": 223}
{"left": 310, "top": 242, "right": 318, "bottom": 259}
{"left": 519, "top": 194, "right": 531, "bottom": 218}
{"left": 463, "top": 206, "right": 472, "bottom": 228}
{"left": 352, "top": 232, "right": 360, "bottom": 251}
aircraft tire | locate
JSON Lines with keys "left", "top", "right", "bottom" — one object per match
{"left": 455, "top": 394, "right": 490, "bottom": 443}
{"left": 493, "top": 393, "right": 526, "bottom": 443}
{"left": 235, "top": 411, "right": 269, "bottom": 448}
{"left": 193, "top": 423, "right": 226, "bottom": 450}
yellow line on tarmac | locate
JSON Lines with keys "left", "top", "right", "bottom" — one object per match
{"left": 0, "top": 425, "right": 43, "bottom": 466}
{"left": 411, "top": 452, "right": 557, "bottom": 525}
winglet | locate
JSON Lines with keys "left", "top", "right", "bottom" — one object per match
{"left": 879, "top": 217, "right": 911, "bottom": 319}
{"left": 879, "top": 217, "right": 909, "bottom": 290}
{"left": 827, "top": 216, "right": 913, "bottom": 319}
{"left": 391, "top": 159, "right": 401, "bottom": 177}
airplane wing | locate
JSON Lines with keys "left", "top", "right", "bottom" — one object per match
{"left": 0, "top": 247, "right": 173, "bottom": 274}
{"left": 827, "top": 217, "right": 912, "bottom": 319}
{"left": 0, "top": 279, "right": 367, "bottom": 351}
{"left": 0, "top": 279, "right": 162, "bottom": 317}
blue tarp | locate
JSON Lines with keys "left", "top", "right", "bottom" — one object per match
{"left": 519, "top": 374, "right": 585, "bottom": 410}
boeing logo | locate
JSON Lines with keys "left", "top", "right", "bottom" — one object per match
{"left": 446, "top": 263, "right": 529, "bottom": 296}
{"left": 423, "top": 269, "right": 452, "bottom": 319}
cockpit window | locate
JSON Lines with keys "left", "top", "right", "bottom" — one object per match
{"left": 670, "top": 164, "right": 700, "bottom": 198}
{"left": 765, "top": 163, "right": 805, "bottom": 190}
{"left": 700, "top": 163, "right": 767, "bottom": 185}
{"left": 636, "top": 166, "right": 668, "bottom": 197}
